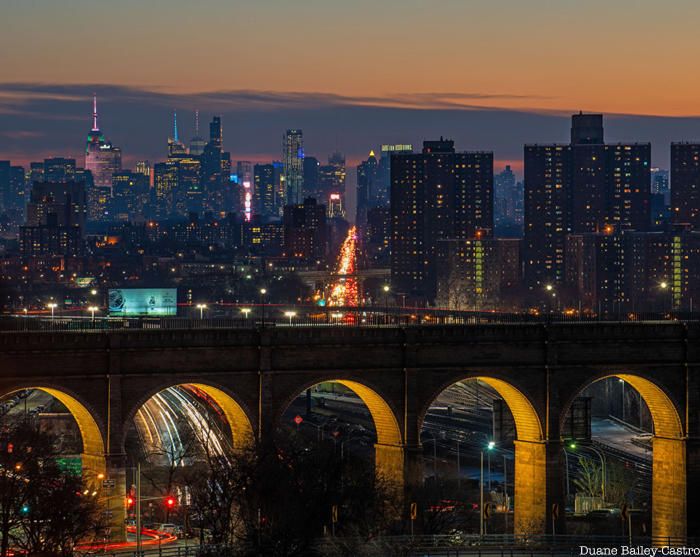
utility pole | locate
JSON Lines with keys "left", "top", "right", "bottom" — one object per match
{"left": 136, "top": 462, "right": 142, "bottom": 555}
{"left": 479, "top": 451, "right": 484, "bottom": 537}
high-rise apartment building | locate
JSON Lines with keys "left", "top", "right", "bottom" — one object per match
{"left": 283, "top": 129, "right": 304, "bottom": 205}
{"left": 524, "top": 114, "right": 651, "bottom": 289}
{"left": 671, "top": 143, "right": 700, "bottom": 230}
{"left": 390, "top": 138, "right": 493, "bottom": 300}
{"left": 282, "top": 197, "right": 327, "bottom": 264}
{"left": 378, "top": 144, "right": 412, "bottom": 207}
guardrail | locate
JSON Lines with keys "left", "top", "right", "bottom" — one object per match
{"left": 82, "top": 533, "right": 698, "bottom": 557}
{"left": 1, "top": 307, "right": 699, "bottom": 332}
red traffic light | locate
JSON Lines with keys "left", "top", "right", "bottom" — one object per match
{"left": 126, "top": 496, "right": 135, "bottom": 507}
{"left": 293, "top": 415, "right": 303, "bottom": 426}
{"left": 165, "top": 496, "right": 176, "bottom": 508}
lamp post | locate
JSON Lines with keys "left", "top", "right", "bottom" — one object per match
{"left": 88, "top": 306, "right": 98, "bottom": 324}
{"left": 47, "top": 302, "right": 57, "bottom": 321}
{"left": 260, "top": 288, "right": 267, "bottom": 327}
{"left": 480, "top": 441, "right": 495, "bottom": 536}
{"left": 382, "top": 285, "right": 390, "bottom": 324}
{"left": 659, "top": 280, "right": 670, "bottom": 314}
{"left": 284, "top": 310, "right": 297, "bottom": 326}
{"left": 544, "top": 284, "right": 555, "bottom": 314}
{"left": 196, "top": 303, "right": 207, "bottom": 319}
{"left": 240, "top": 308, "right": 251, "bottom": 322}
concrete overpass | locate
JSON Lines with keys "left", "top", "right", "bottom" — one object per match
{"left": 0, "top": 322, "right": 697, "bottom": 543}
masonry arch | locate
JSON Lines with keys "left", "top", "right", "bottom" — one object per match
{"left": 560, "top": 373, "right": 686, "bottom": 543}
{"left": 420, "top": 376, "right": 545, "bottom": 537}
{"left": 278, "top": 378, "right": 404, "bottom": 486}
{"left": 122, "top": 382, "right": 256, "bottom": 456}
{"left": 0, "top": 386, "right": 106, "bottom": 479}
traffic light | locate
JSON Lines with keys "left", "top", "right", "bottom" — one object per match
{"left": 165, "top": 496, "right": 176, "bottom": 509}
{"left": 20, "top": 505, "right": 29, "bottom": 515}
{"left": 126, "top": 496, "right": 135, "bottom": 508}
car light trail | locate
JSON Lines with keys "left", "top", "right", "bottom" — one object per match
{"left": 327, "top": 226, "right": 359, "bottom": 308}
{"left": 134, "top": 386, "right": 230, "bottom": 466}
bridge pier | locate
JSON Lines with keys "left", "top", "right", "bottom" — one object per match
{"left": 652, "top": 436, "right": 686, "bottom": 543}
{"left": 685, "top": 438, "right": 700, "bottom": 537}
{"left": 104, "top": 455, "right": 128, "bottom": 542}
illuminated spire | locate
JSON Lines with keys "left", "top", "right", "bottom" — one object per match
{"left": 173, "top": 110, "right": 179, "bottom": 142}
{"left": 92, "top": 92, "right": 99, "bottom": 132}
{"left": 195, "top": 109, "right": 200, "bottom": 135}
{"left": 369, "top": 149, "right": 375, "bottom": 158}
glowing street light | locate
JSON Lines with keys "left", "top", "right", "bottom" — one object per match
{"left": 196, "top": 303, "right": 207, "bottom": 319}
{"left": 260, "top": 288, "right": 268, "bottom": 327}
{"left": 545, "top": 284, "right": 553, "bottom": 292}
{"left": 240, "top": 308, "right": 251, "bottom": 319}
{"left": 90, "top": 289, "right": 98, "bottom": 296}
{"left": 480, "top": 441, "right": 496, "bottom": 536}
{"left": 284, "top": 310, "right": 297, "bottom": 326}
{"left": 88, "top": 306, "right": 99, "bottom": 323}
{"left": 47, "top": 302, "right": 57, "bottom": 321}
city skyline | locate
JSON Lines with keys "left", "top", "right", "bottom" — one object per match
{"left": 5, "top": 0, "right": 700, "bottom": 169}
{"left": 4, "top": 83, "right": 700, "bottom": 174}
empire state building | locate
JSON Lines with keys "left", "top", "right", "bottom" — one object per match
{"left": 85, "top": 93, "right": 121, "bottom": 190}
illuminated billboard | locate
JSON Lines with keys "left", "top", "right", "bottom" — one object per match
{"left": 108, "top": 288, "right": 177, "bottom": 316}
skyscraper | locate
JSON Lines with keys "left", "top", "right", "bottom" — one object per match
{"left": 493, "top": 165, "right": 522, "bottom": 236}
{"left": 378, "top": 144, "right": 412, "bottom": 207}
{"left": 356, "top": 150, "right": 378, "bottom": 225}
{"left": 390, "top": 139, "right": 493, "bottom": 300}
{"left": 283, "top": 129, "right": 304, "bottom": 205}
{"left": 237, "top": 161, "right": 254, "bottom": 221}
{"left": 302, "top": 156, "right": 320, "bottom": 200}
{"left": 200, "top": 116, "right": 231, "bottom": 214}
{"left": 189, "top": 110, "right": 206, "bottom": 156}
{"left": 167, "top": 110, "right": 187, "bottom": 159}
{"left": 671, "top": 143, "right": 700, "bottom": 230}
{"left": 85, "top": 93, "right": 121, "bottom": 189}
{"left": 254, "top": 163, "right": 279, "bottom": 218}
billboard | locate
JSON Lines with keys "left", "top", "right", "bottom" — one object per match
{"left": 108, "top": 288, "right": 177, "bottom": 317}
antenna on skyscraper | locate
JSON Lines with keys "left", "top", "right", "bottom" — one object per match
{"left": 195, "top": 109, "right": 200, "bottom": 135}
{"left": 173, "top": 110, "right": 179, "bottom": 142}
{"left": 92, "top": 92, "right": 99, "bottom": 132}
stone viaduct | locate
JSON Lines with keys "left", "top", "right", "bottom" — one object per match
{"left": 0, "top": 322, "right": 697, "bottom": 542}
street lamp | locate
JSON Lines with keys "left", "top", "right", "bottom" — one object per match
{"left": 284, "top": 310, "right": 297, "bottom": 326}
{"left": 570, "top": 443, "right": 606, "bottom": 502}
{"left": 659, "top": 280, "right": 671, "bottom": 314}
{"left": 382, "top": 285, "right": 390, "bottom": 324}
{"left": 196, "top": 303, "right": 207, "bottom": 319}
{"left": 260, "top": 288, "right": 267, "bottom": 327}
{"left": 47, "top": 302, "right": 57, "bottom": 321}
{"left": 480, "top": 441, "right": 495, "bottom": 536}
{"left": 88, "top": 306, "right": 99, "bottom": 323}
{"left": 240, "top": 308, "right": 251, "bottom": 320}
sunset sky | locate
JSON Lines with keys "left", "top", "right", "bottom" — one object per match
{"left": 2, "top": 0, "right": 700, "bottom": 172}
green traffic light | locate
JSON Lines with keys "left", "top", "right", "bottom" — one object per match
{"left": 20, "top": 505, "right": 29, "bottom": 514}
{"left": 569, "top": 442, "right": 577, "bottom": 449}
